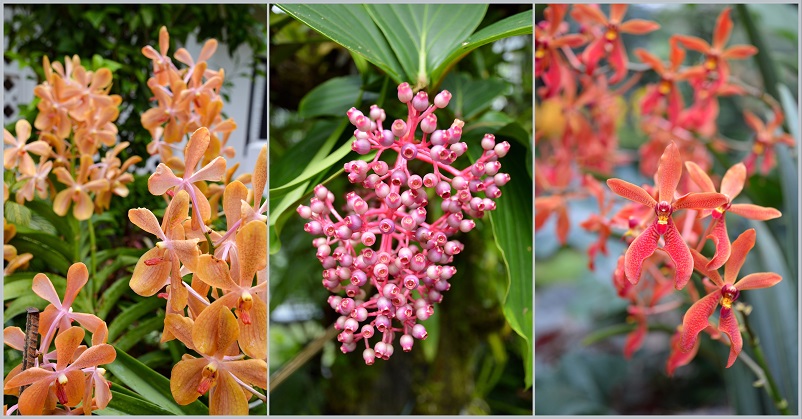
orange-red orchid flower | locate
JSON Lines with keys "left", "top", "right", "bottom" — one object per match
{"left": 3, "top": 120, "right": 51, "bottom": 175}
{"left": 52, "top": 155, "right": 110, "bottom": 220}
{"left": 606, "top": 142, "right": 728, "bottom": 289}
{"left": 680, "top": 229, "right": 782, "bottom": 367}
{"left": 742, "top": 106, "right": 796, "bottom": 175}
{"left": 685, "top": 161, "right": 781, "bottom": 270}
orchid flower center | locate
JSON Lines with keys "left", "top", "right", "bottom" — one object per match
{"left": 237, "top": 291, "right": 254, "bottom": 325}
{"left": 752, "top": 141, "right": 765, "bottom": 155}
{"left": 704, "top": 56, "right": 718, "bottom": 71}
{"left": 658, "top": 80, "right": 672, "bottom": 95}
{"left": 712, "top": 202, "right": 731, "bottom": 219}
{"left": 604, "top": 26, "right": 618, "bottom": 42}
{"left": 720, "top": 284, "right": 739, "bottom": 308}
{"left": 55, "top": 373, "right": 69, "bottom": 404}
{"left": 654, "top": 201, "right": 673, "bottom": 235}
{"left": 197, "top": 363, "right": 219, "bottom": 395}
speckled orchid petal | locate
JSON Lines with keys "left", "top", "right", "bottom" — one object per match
{"left": 735, "top": 272, "right": 782, "bottom": 291}
{"left": 680, "top": 291, "right": 721, "bottom": 352}
{"left": 724, "top": 229, "right": 755, "bottom": 285}
{"left": 727, "top": 203, "right": 781, "bottom": 221}
{"left": 128, "top": 208, "right": 167, "bottom": 240}
{"left": 209, "top": 369, "right": 248, "bottom": 415}
{"left": 130, "top": 247, "right": 171, "bottom": 297}
{"left": 718, "top": 306, "right": 742, "bottom": 368}
{"left": 170, "top": 357, "right": 207, "bottom": 405}
{"left": 705, "top": 215, "right": 731, "bottom": 271}
{"left": 32, "top": 273, "right": 62, "bottom": 308}
{"left": 662, "top": 218, "right": 694, "bottom": 290}
{"left": 70, "top": 344, "right": 116, "bottom": 370}
{"left": 624, "top": 222, "right": 660, "bottom": 284}
{"left": 673, "top": 192, "right": 728, "bottom": 210}
{"left": 55, "top": 327, "right": 84, "bottom": 371}
{"left": 14, "top": 373, "right": 53, "bottom": 415}
{"left": 4, "top": 327, "right": 25, "bottom": 351}
{"left": 606, "top": 178, "right": 657, "bottom": 208}
{"left": 195, "top": 254, "right": 237, "bottom": 290}
{"left": 238, "top": 297, "right": 267, "bottom": 360}
{"left": 684, "top": 161, "right": 716, "bottom": 193}
{"left": 623, "top": 314, "right": 647, "bottom": 359}
{"left": 225, "top": 359, "right": 267, "bottom": 389}
{"left": 164, "top": 314, "right": 196, "bottom": 351}
{"left": 148, "top": 163, "right": 183, "bottom": 195}
{"left": 192, "top": 301, "right": 239, "bottom": 357}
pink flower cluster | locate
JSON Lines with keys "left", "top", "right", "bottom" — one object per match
{"left": 297, "top": 82, "right": 511, "bottom": 364}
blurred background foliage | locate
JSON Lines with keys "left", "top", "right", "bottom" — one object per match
{"left": 535, "top": 4, "right": 798, "bottom": 414}
{"left": 269, "top": 4, "right": 532, "bottom": 414}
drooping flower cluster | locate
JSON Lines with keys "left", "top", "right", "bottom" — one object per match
{"left": 4, "top": 263, "right": 116, "bottom": 415}
{"left": 298, "top": 83, "right": 510, "bottom": 364}
{"left": 536, "top": 5, "right": 791, "bottom": 376}
{"left": 130, "top": 28, "right": 267, "bottom": 414}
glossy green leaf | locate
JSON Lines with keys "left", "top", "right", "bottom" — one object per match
{"left": 9, "top": 235, "right": 71, "bottom": 275}
{"left": 277, "top": 4, "right": 405, "bottom": 82}
{"left": 487, "top": 136, "right": 533, "bottom": 388}
{"left": 365, "top": 4, "right": 486, "bottom": 87}
{"left": 299, "top": 75, "right": 363, "bottom": 118}
{"left": 442, "top": 72, "right": 508, "bottom": 119}
{"left": 108, "top": 297, "right": 164, "bottom": 342}
{"left": 14, "top": 229, "right": 74, "bottom": 263}
{"left": 97, "top": 276, "right": 134, "bottom": 320}
{"left": 4, "top": 294, "right": 48, "bottom": 321}
{"left": 115, "top": 315, "right": 165, "bottom": 352}
{"left": 95, "top": 390, "right": 176, "bottom": 415}
{"left": 4, "top": 201, "right": 31, "bottom": 227}
{"left": 24, "top": 199, "right": 75, "bottom": 244}
{"left": 105, "top": 348, "right": 209, "bottom": 415}
{"left": 777, "top": 84, "right": 799, "bottom": 278}
{"left": 4, "top": 274, "right": 66, "bottom": 301}
{"left": 431, "top": 9, "right": 533, "bottom": 86}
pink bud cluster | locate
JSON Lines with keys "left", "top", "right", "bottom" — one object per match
{"left": 297, "top": 82, "right": 511, "bottom": 364}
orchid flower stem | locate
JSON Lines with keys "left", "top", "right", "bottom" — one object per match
{"left": 736, "top": 307, "right": 790, "bottom": 414}
{"left": 204, "top": 231, "right": 216, "bottom": 254}
{"left": 88, "top": 216, "right": 97, "bottom": 301}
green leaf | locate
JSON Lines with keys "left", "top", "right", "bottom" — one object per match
{"left": 23, "top": 199, "right": 76, "bottom": 243}
{"left": 4, "top": 201, "right": 32, "bottom": 227}
{"left": 442, "top": 72, "right": 508, "bottom": 119}
{"left": 488, "top": 136, "right": 533, "bottom": 388}
{"left": 270, "top": 120, "right": 342, "bottom": 188}
{"left": 14, "top": 229, "right": 74, "bottom": 263}
{"left": 96, "top": 276, "right": 133, "bottom": 320}
{"left": 269, "top": 134, "right": 356, "bottom": 196}
{"left": 298, "top": 75, "right": 363, "bottom": 118}
{"left": 105, "top": 348, "right": 209, "bottom": 415}
{"left": 108, "top": 297, "right": 164, "bottom": 342}
{"left": 95, "top": 390, "right": 176, "bottom": 415}
{"left": 277, "top": 4, "right": 405, "bottom": 82}
{"left": 4, "top": 294, "right": 48, "bottom": 321}
{"left": 365, "top": 4, "right": 486, "bottom": 87}
{"left": 115, "top": 315, "right": 165, "bottom": 352}
{"left": 84, "top": 10, "right": 106, "bottom": 29}
{"left": 431, "top": 9, "right": 533, "bottom": 86}
{"left": 9, "top": 235, "right": 71, "bottom": 275}
{"left": 4, "top": 274, "right": 66, "bottom": 301}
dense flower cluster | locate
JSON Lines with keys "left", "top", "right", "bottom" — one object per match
{"left": 127, "top": 27, "right": 267, "bottom": 414}
{"left": 298, "top": 83, "right": 510, "bottom": 363}
{"left": 536, "top": 4, "right": 790, "bottom": 376}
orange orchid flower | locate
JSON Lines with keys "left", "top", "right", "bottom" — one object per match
{"left": 681, "top": 229, "right": 782, "bottom": 367}
{"left": 3, "top": 327, "right": 115, "bottom": 415}
{"left": 195, "top": 220, "right": 267, "bottom": 360}
{"left": 129, "top": 189, "right": 201, "bottom": 311}
{"left": 685, "top": 161, "right": 781, "bottom": 270}
{"left": 148, "top": 127, "right": 227, "bottom": 231}
{"left": 52, "top": 155, "right": 110, "bottom": 220}
{"left": 3, "top": 120, "right": 52, "bottom": 175}
{"left": 142, "top": 26, "right": 176, "bottom": 86}
{"left": 572, "top": 4, "right": 660, "bottom": 83}
{"left": 635, "top": 38, "right": 699, "bottom": 125}
{"left": 606, "top": 142, "right": 728, "bottom": 289}
{"left": 165, "top": 305, "right": 267, "bottom": 415}
{"left": 672, "top": 8, "right": 757, "bottom": 88}
{"left": 34, "top": 263, "right": 105, "bottom": 355}
{"left": 742, "top": 106, "right": 796, "bottom": 175}
{"left": 16, "top": 159, "right": 53, "bottom": 205}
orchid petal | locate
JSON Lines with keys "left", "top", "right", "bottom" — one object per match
{"left": 620, "top": 19, "right": 660, "bottom": 35}
{"left": 720, "top": 163, "right": 746, "bottom": 201}
{"left": 606, "top": 178, "right": 657, "bottom": 208}
{"left": 224, "top": 359, "right": 267, "bottom": 389}
{"left": 130, "top": 247, "right": 171, "bottom": 296}
{"left": 657, "top": 142, "right": 682, "bottom": 203}
{"left": 32, "top": 273, "right": 62, "bottom": 308}
{"left": 62, "top": 262, "right": 88, "bottom": 308}
{"left": 4, "top": 327, "right": 26, "bottom": 351}
{"left": 735, "top": 272, "right": 782, "bottom": 291}
{"left": 56, "top": 327, "right": 85, "bottom": 371}
{"left": 663, "top": 217, "right": 694, "bottom": 289}
{"left": 674, "top": 35, "right": 711, "bottom": 53}
{"left": 712, "top": 7, "right": 733, "bottom": 50}
{"left": 237, "top": 297, "right": 267, "bottom": 360}
{"left": 129, "top": 208, "right": 167, "bottom": 240}
{"left": 680, "top": 291, "right": 721, "bottom": 352}
{"left": 718, "top": 306, "right": 742, "bottom": 368}
{"left": 148, "top": 164, "right": 182, "bottom": 195}
{"left": 165, "top": 314, "right": 196, "bottom": 351}
{"left": 170, "top": 357, "right": 206, "bottom": 405}
{"left": 210, "top": 369, "right": 248, "bottom": 415}
{"left": 727, "top": 203, "right": 781, "bottom": 221}
{"left": 195, "top": 255, "right": 238, "bottom": 290}
{"left": 722, "top": 45, "right": 757, "bottom": 60}
{"left": 624, "top": 222, "right": 659, "bottom": 284}
{"left": 192, "top": 301, "right": 239, "bottom": 357}
{"left": 724, "top": 229, "right": 755, "bottom": 285}
{"left": 70, "top": 344, "right": 115, "bottom": 370}
{"left": 623, "top": 314, "right": 647, "bottom": 359}
{"left": 673, "top": 192, "right": 728, "bottom": 210}
{"left": 16, "top": 375, "right": 52, "bottom": 415}
{"left": 684, "top": 161, "right": 716, "bottom": 193}
{"left": 705, "top": 215, "right": 731, "bottom": 271}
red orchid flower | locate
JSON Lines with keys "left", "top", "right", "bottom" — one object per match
{"left": 742, "top": 106, "right": 796, "bottom": 175}
{"left": 536, "top": 5, "right": 587, "bottom": 97}
{"left": 685, "top": 161, "right": 781, "bottom": 270}
{"left": 572, "top": 4, "right": 660, "bottom": 83}
{"left": 681, "top": 229, "right": 782, "bottom": 367}
{"left": 666, "top": 322, "right": 720, "bottom": 376}
{"left": 672, "top": 8, "right": 757, "bottom": 88}
{"left": 634, "top": 38, "right": 697, "bottom": 125}
{"left": 606, "top": 142, "right": 728, "bottom": 289}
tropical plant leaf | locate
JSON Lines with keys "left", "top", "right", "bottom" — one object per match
{"left": 277, "top": 4, "right": 405, "bottom": 82}
{"left": 107, "top": 297, "right": 164, "bottom": 342}
{"left": 365, "top": 4, "right": 486, "bottom": 87}
{"left": 105, "top": 348, "right": 209, "bottom": 415}
{"left": 96, "top": 276, "right": 134, "bottom": 320}
{"left": 94, "top": 390, "right": 176, "bottom": 415}
{"left": 115, "top": 315, "right": 165, "bottom": 352}
{"left": 298, "top": 75, "right": 363, "bottom": 118}
{"left": 442, "top": 72, "right": 508, "bottom": 119}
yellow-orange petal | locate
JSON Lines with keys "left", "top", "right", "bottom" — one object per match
{"left": 70, "top": 344, "right": 116, "bottom": 370}
{"left": 238, "top": 297, "right": 267, "bottom": 360}
{"left": 5, "top": 367, "right": 52, "bottom": 389}
{"left": 164, "top": 190, "right": 191, "bottom": 231}
{"left": 193, "top": 301, "right": 239, "bottom": 357}
{"left": 185, "top": 128, "right": 211, "bottom": 176}
{"left": 3, "top": 364, "right": 22, "bottom": 396}
{"left": 195, "top": 254, "right": 237, "bottom": 290}
{"left": 148, "top": 163, "right": 182, "bottom": 195}
{"left": 73, "top": 190, "right": 95, "bottom": 221}
{"left": 17, "top": 375, "right": 52, "bottom": 415}
{"left": 253, "top": 146, "right": 267, "bottom": 203}
{"left": 189, "top": 156, "right": 226, "bottom": 184}
{"left": 92, "top": 322, "right": 109, "bottom": 345}
{"left": 165, "top": 314, "right": 196, "bottom": 350}
{"left": 223, "top": 181, "right": 249, "bottom": 230}
{"left": 32, "top": 273, "right": 62, "bottom": 308}
{"left": 4, "top": 326, "right": 25, "bottom": 351}
{"left": 52, "top": 189, "right": 72, "bottom": 216}
{"left": 224, "top": 359, "right": 267, "bottom": 389}
{"left": 130, "top": 247, "right": 171, "bottom": 296}
{"left": 56, "top": 327, "right": 85, "bottom": 371}
{"left": 237, "top": 220, "right": 267, "bottom": 284}
{"left": 129, "top": 208, "right": 166, "bottom": 239}
{"left": 61, "top": 369, "right": 86, "bottom": 407}
{"left": 70, "top": 313, "right": 104, "bottom": 336}
{"left": 210, "top": 370, "right": 248, "bottom": 415}
{"left": 63, "top": 262, "right": 89, "bottom": 308}
{"left": 170, "top": 357, "right": 207, "bottom": 405}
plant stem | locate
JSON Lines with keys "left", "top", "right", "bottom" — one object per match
{"left": 737, "top": 305, "right": 790, "bottom": 414}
